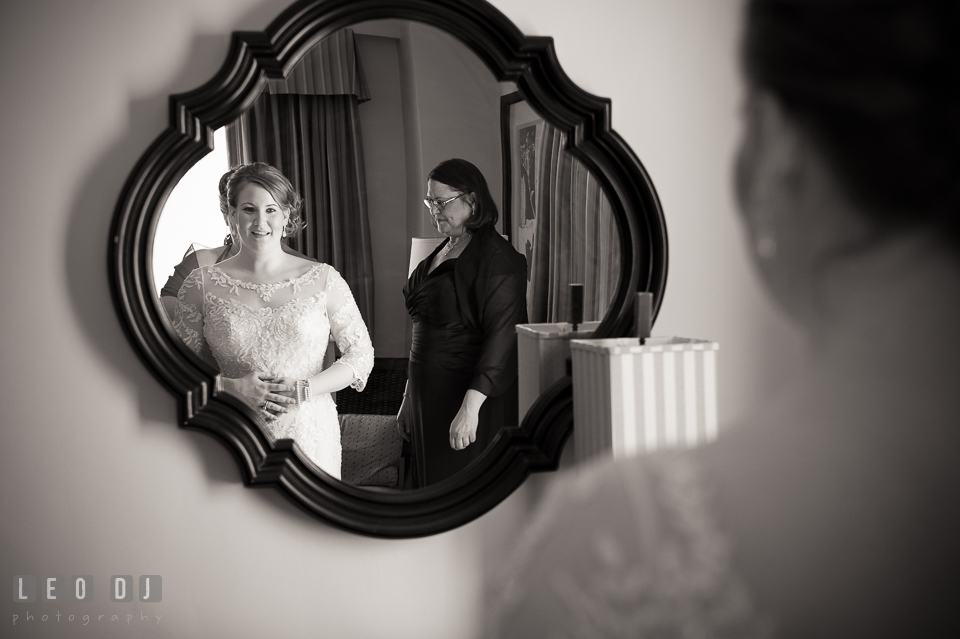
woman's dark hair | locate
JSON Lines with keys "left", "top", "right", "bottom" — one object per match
{"left": 428, "top": 158, "right": 499, "bottom": 230}
{"left": 743, "top": 0, "right": 960, "bottom": 247}
{"left": 226, "top": 162, "right": 305, "bottom": 235}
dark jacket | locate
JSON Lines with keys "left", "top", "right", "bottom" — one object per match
{"left": 452, "top": 223, "right": 528, "bottom": 398}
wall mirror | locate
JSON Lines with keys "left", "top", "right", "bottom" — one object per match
{"left": 111, "top": 0, "right": 667, "bottom": 537}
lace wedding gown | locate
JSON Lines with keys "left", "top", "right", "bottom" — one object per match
{"left": 173, "top": 262, "right": 374, "bottom": 479}
{"left": 486, "top": 452, "right": 773, "bottom": 637}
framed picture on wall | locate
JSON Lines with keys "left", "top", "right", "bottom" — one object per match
{"left": 500, "top": 91, "right": 543, "bottom": 281}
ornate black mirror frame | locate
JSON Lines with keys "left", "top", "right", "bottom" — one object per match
{"left": 110, "top": 0, "right": 667, "bottom": 537}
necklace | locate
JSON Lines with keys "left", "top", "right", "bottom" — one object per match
{"left": 438, "top": 232, "right": 471, "bottom": 260}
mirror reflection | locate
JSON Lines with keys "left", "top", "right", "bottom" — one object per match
{"left": 151, "top": 20, "right": 620, "bottom": 491}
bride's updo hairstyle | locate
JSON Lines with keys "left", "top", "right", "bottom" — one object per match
{"left": 218, "top": 167, "right": 238, "bottom": 217}
{"left": 226, "top": 162, "right": 306, "bottom": 236}
{"left": 219, "top": 167, "right": 240, "bottom": 246}
{"left": 428, "top": 158, "right": 499, "bottom": 231}
{"left": 743, "top": 0, "right": 960, "bottom": 249}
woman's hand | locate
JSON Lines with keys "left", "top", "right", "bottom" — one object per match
{"left": 396, "top": 395, "right": 412, "bottom": 442}
{"left": 449, "top": 405, "right": 479, "bottom": 450}
{"left": 269, "top": 403, "right": 301, "bottom": 430}
{"left": 221, "top": 372, "right": 296, "bottom": 420}
{"left": 259, "top": 375, "right": 300, "bottom": 422}
{"left": 449, "top": 390, "right": 487, "bottom": 450}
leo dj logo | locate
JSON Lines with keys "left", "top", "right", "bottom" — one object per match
{"left": 12, "top": 575, "right": 162, "bottom": 603}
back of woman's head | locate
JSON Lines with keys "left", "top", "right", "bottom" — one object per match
{"left": 743, "top": 0, "right": 960, "bottom": 247}
{"left": 218, "top": 168, "right": 238, "bottom": 217}
{"left": 428, "top": 158, "right": 499, "bottom": 230}
{"left": 218, "top": 167, "right": 240, "bottom": 245}
{"left": 226, "top": 162, "right": 305, "bottom": 234}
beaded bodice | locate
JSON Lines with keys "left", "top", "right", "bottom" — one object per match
{"left": 172, "top": 261, "right": 373, "bottom": 479}
{"left": 174, "top": 263, "right": 373, "bottom": 389}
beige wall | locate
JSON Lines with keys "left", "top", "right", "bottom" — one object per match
{"left": 356, "top": 32, "right": 409, "bottom": 358}
{"left": 405, "top": 20, "right": 504, "bottom": 238}
{"left": 0, "top": 0, "right": 803, "bottom": 637}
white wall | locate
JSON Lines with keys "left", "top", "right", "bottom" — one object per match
{"left": 0, "top": 0, "right": 803, "bottom": 637}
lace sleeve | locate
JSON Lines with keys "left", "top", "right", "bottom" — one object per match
{"left": 173, "top": 268, "right": 218, "bottom": 369}
{"left": 325, "top": 266, "right": 374, "bottom": 391}
{"left": 486, "top": 453, "right": 774, "bottom": 639}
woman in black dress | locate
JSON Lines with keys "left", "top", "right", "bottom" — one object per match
{"left": 398, "top": 159, "right": 528, "bottom": 488}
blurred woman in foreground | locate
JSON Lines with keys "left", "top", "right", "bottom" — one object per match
{"left": 489, "top": 1, "right": 960, "bottom": 636}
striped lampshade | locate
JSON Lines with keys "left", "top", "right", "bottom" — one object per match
{"left": 570, "top": 337, "right": 719, "bottom": 464}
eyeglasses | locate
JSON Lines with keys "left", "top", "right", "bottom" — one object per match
{"left": 423, "top": 192, "right": 468, "bottom": 214}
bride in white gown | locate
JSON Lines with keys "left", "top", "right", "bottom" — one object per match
{"left": 173, "top": 162, "right": 374, "bottom": 479}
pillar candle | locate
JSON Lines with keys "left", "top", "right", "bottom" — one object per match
{"left": 636, "top": 292, "right": 652, "bottom": 343}
{"left": 570, "top": 283, "right": 584, "bottom": 331}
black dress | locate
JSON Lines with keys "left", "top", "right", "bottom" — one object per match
{"left": 403, "top": 226, "right": 527, "bottom": 488}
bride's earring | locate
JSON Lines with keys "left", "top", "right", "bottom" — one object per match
{"left": 756, "top": 232, "right": 777, "bottom": 259}
{"left": 748, "top": 180, "right": 780, "bottom": 260}
{"left": 755, "top": 214, "right": 778, "bottom": 259}
{"left": 227, "top": 213, "right": 240, "bottom": 242}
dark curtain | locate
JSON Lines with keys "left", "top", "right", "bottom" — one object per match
{"left": 529, "top": 123, "right": 620, "bottom": 324}
{"left": 224, "top": 29, "right": 374, "bottom": 336}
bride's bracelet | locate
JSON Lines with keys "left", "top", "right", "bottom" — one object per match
{"left": 295, "top": 379, "right": 312, "bottom": 406}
